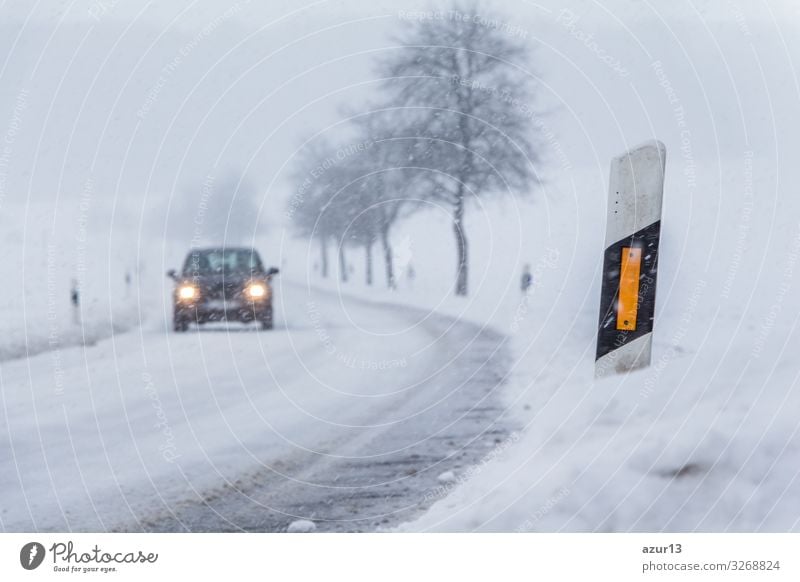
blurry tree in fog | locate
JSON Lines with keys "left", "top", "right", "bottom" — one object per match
{"left": 171, "top": 171, "right": 262, "bottom": 249}
{"left": 379, "top": 1, "right": 542, "bottom": 295}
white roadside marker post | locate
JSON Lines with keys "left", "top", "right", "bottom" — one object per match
{"left": 595, "top": 140, "right": 667, "bottom": 378}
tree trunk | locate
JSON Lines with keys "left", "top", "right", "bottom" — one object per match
{"left": 365, "top": 241, "right": 374, "bottom": 286}
{"left": 380, "top": 228, "right": 395, "bottom": 290}
{"left": 339, "top": 244, "right": 348, "bottom": 283}
{"left": 453, "top": 190, "right": 468, "bottom": 296}
{"left": 320, "top": 236, "right": 329, "bottom": 278}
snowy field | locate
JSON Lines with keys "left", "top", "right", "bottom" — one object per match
{"left": 396, "top": 191, "right": 800, "bottom": 532}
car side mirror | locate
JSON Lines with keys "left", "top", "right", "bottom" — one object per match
{"left": 167, "top": 269, "right": 177, "bottom": 280}
{"left": 266, "top": 267, "right": 279, "bottom": 277}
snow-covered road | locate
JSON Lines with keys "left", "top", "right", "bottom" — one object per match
{"left": 0, "top": 283, "right": 511, "bottom": 532}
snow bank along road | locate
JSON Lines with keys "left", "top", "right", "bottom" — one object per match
{"left": 0, "top": 282, "right": 512, "bottom": 532}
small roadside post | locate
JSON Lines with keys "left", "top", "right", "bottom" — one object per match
{"left": 70, "top": 278, "right": 80, "bottom": 325}
{"left": 595, "top": 140, "right": 667, "bottom": 378}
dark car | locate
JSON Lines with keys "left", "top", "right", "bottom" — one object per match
{"left": 167, "top": 247, "right": 279, "bottom": 332}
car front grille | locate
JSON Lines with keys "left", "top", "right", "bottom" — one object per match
{"left": 203, "top": 282, "right": 242, "bottom": 300}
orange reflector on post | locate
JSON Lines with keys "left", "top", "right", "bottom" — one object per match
{"left": 616, "top": 247, "right": 642, "bottom": 331}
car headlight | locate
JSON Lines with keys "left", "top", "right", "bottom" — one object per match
{"left": 245, "top": 283, "right": 268, "bottom": 299}
{"left": 178, "top": 285, "right": 198, "bottom": 300}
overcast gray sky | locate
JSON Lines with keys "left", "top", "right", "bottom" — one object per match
{"left": 0, "top": 0, "right": 797, "bottom": 238}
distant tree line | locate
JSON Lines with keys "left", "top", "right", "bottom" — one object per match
{"left": 289, "top": 2, "right": 542, "bottom": 296}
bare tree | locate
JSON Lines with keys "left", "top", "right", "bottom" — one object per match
{"left": 338, "top": 242, "right": 349, "bottom": 283}
{"left": 290, "top": 135, "right": 380, "bottom": 283}
{"left": 346, "top": 204, "right": 379, "bottom": 286}
{"left": 347, "top": 112, "right": 422, "bottom": 289}
{"left": 289, "top": 139, "right": 342, "bottom": 279}
{"left": 379, "top": 2, "right": 540, "bottom": 295}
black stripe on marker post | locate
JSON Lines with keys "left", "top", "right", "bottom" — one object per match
{"left": 596, "top": 220, "right": 661, "bottom": 361}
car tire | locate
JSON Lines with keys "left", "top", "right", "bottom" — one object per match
{"left": 260, "top": 306, "right": 274, "bottom": 331}
{"left": 173, "top": 315, "right": 189, "bottom": 332}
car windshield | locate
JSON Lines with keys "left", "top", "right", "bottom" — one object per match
{"left": 183, "top": 249, "right": 263, "bottom": 275}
